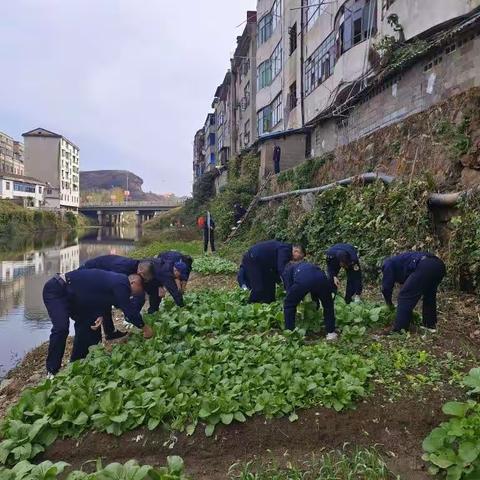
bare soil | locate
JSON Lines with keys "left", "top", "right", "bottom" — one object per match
{"left": 2, "top": 281, "right": 479, "bottom": 479}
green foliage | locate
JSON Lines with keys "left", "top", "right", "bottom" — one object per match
{"left": 130, "top": 241, "right": 203, "bottom": 259}
{"left": 276, "top": 154, "right": 332, "bottom": 190}
{"left": 231, "top": 447, "right": 399, "bottom": 479}
{"left": 210, "top": 154, "right": 260, "bottom": 240}
{"left": 435, "top": 117, "right": 472, "bottom": 160}
{"left": 0, "top": 290, "right": 390, "bottom": 465}
{"left": 448, "top": 193, "right": 480, "bottom": 291}
{"left": 260, "top": 181, "right": 435, "bottom": 277}
{"left": 422, "top": 369, "right": 480, "bottom": 480}
{"left": 64, "top": 211, "right": 78, "bottom": 228}
{"left": 192, "top": 255, "right": 238, "bottom": 275}
{"left": 0, "top": 457, "right": 188, "bottom": 479}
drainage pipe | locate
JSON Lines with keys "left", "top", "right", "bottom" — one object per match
{"left": 259, "top": 172, "right": 472, "bottom": 207}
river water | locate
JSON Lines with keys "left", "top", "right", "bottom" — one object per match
{"left": 0, "top": 226, "right": 141, "bottom": 379}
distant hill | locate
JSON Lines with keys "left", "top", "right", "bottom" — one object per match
{"left": 80, "top": 170, "right": 164, "bottom": 201}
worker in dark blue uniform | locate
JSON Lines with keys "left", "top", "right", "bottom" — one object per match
{"left": 237, "top": 263, "right": 250, "bottom": 290}
{"left": 157, "top": 250, "right": 193, "bottom": 293}
{"left": 241, "top": 240, "right": 293, "bottom": 303}
{"left": 326, "top": 243, "right": 363, "bottom": 304}
{"left": 80, "top": 255, "right": 154, "bottom": 339}
{"left": 283, "top": 261, "right": 337, "bottom": 340}
{"left": 382, "top": 252, "right": 446, "bottom": 333}
{"left": 141, "top": 259, "right": 186, "bottom": 314}
{"left": 43, "top": 270, "right": 152, "bottom": 376}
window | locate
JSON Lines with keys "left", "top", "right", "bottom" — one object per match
{"left": 257, "top": 42, "right": 282, "bottom": 90}
{"left": 257, "top": 0, "right": 282, "bottom": 46}
{"left": 337, "top": 0, "right": 377, "bottom": 55}
{"left": 244, "top": 82, "right": 251, "bottom": 107}
{"left": 209, "top": 115, "right": 216, "bottom": 126}
{"left": 244, "top": 119, "right": 251, "bottom": 145}
{"left": 289, "top": 23, "right": 297, "bottom": 55}
{"left": 5, "top": 181, "right": 10, "bottom": 190}
{"left": 209, "top": 153, "right": 216, "bottom": 164}
{"left": 306, "top": 0, "right": 327, "bottom": 31}
{"left": 257, "top": 93, "right": 283, "bottom": 136}
{"left": 305, "top": 32, "right": 336, "bottom": 95}
{"left": 288, "top": 82, "right": 297, "bottom": 110}
{"left": 208, "top": 133, "right": 215, "bottom": 146}
{"left": 14, "top": 182, "right": 36, "bottom": 193}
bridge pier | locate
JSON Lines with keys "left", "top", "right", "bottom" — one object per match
{"left": 97, "top": 210, "right": 103, "bottom": 226}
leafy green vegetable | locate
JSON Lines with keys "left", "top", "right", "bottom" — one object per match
{"left": 192, "top": 255, "right": 238, "bottom": 275}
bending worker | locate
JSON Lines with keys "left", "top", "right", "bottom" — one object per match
{"left": 80, "top": 255, "right": 155, "bottom": 339}
{"left": 283, "top": 261, "right": 337, "bottom": 341}
{"left": 326, "top": 243, "right": 362, "bottom": 304}
{"left": 43, "top": 269, "right": 152, "bottom": 376}
{"left": 240, "top": 241, "right": 304, "bottom": 303}
{"left": 157, "top": 250, "right": 193, "bottom": 293}
{"left": 381, "top": 251, "right": 446, "bottom": 334}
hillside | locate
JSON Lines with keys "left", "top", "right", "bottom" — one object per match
{"left": 80, "top": 170, "right": 164, "bottom": 201}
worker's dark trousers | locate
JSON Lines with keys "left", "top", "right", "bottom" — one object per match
{"left": 102, "top": 307, "right": 115, "bottom": 336}
{"left": 394, "top": 257, "right": 446, "bottom": 332}
{"left": 203, "top": 229, "right": 215, "bottom": 253}
{"left": 70, "top": 313, "right": 102, "bottom": 362}
{"left": 43, "top": 277, "right": 70, "bottom": 374}
{"left": 243, "top": 255, "right": 276, "bottom": 303}
{"left": 345, "top": 265, "right": 363, "bottom": 303}
{"left": 284, "top": 274, "right": 335, "bottom": 333}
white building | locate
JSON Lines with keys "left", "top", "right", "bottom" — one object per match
{"left": 22, "top": 128, "right": 80, "bottom": 211}
{"left": 0, "top": 173, "right": 45, "bottom": 208}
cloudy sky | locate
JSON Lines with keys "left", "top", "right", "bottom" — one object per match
{"left": 0, "top": 0, "right": 256, "bottom": 196}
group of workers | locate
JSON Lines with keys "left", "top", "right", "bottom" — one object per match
{"left": 238, "top": 240, "right": 446, "bottom": 340}
{"left": 42, "top": 251, "right": 192, "bottom": 376}
{"left": 42, "top": 237, "right": 445, "bottom": 375}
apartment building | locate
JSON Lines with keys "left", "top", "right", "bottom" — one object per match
{"left": 231, "top": 11, "right": 258, "bottom": 154}
{"left": 23, "top": 128, "right": 80, "bottom": 211}
{"left": 0, "top": 131, "right": 24, "bottom": 175}
{"left": 203, "top": 113, "right": 217, "bottom": 172}
{"left": 213, "top": 71, "right": 233, "bottom": 167}
{"left": 193, "top": 129, "right": 206, "bottom": 180}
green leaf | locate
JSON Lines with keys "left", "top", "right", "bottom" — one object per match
{"left": 234, "top": 412, "right": 246, "bottom": 423}
{"left": 220, "top": 413, "right": 233, "bottom": 425}
{"left": 205, "top": 424, "right": 215, "bottom": 437}
{"left": 442, "top": 402, "right": 471, "bottom": 418}
{"left": 167, "top": 455, "right": 184, "bottom": 474}
{"left": 458, "top": 441, "right": 480, "bottom": 464}
{"left": 288, "top": 412, "right": 298, "bottom": 422}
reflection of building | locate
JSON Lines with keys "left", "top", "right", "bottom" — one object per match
{"left": 23, "top": 128, "right": 80, "bottom": 211}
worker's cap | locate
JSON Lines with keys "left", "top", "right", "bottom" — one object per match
{"left": 174, "top": 261, "right": 189, "bottom": 280}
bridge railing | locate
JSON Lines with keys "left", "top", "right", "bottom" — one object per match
{"left": 80, "top": 200, "right": 184, "bottom": 208}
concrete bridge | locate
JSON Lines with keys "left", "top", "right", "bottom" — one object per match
{"left": 79, "top": 201, "right": 182, "bottom": 227}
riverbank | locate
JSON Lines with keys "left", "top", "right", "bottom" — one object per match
{"left": 0, "top": 200, "right": 89, "bottom": 236}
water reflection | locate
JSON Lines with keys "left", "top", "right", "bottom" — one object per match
{"left": 0, "top": 226, "right": 139, "bottom": 378}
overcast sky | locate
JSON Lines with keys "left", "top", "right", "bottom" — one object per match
{"left": 0, "top": 0, "right": 257, "bottom": 196}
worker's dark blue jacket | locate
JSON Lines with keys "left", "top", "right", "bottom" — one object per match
{"left": 326, "top": 243, "right": 359, "bottom": 277}
{"left": 283, "top": 261, "right": 335, "bottom": 332}
{"left": 80, "top": 255, "right": 139, "bottom": 275}
{"left": 248, "top": 240, "right": 292, "bottom": 281}
{"left": 382, "top": 252, "right": 430, "bottom": 305}
{"left": 237, "top": 263, "right": 250, "bottom": 289}
{"left": 157, "top": 251, "right": 193, "bottom": 281}
{"left": 66, "top": 269, "right": 144, "bottom": 328}
{"left": 146, "top": 259, "right": 184, "bottom": 312}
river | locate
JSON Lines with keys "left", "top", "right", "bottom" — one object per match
{"left": 0, "top": 226, "right": 141, "bottom": 379}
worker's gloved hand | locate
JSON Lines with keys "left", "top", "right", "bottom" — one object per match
{"left": 91, "top": 316, "right": 103, "bottom": 331}
{"left": 333, "top": 277, "right": 341, "bottom": 289}
{"left": 158, "top": 287, "right": 167, "bottom": 298}
{"left": 143, "top": 324, "right": 154, "bottom": 339}
{"left": 353, "top": 295, "right": 361, "bottom": 303}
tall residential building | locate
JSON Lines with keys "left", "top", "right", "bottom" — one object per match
{"left": 193, "top": 129, "right": 206, "bottom": 180}
{"left": 213, "top": 71, "right": 233, "bottom": 167}
{"left": 203, "top": 113, "right": 217, "bottom": 171}
{"left": 0, "top": 131, "right": 25, "bottom": 175}
{"left": 23, "top": 128, "right": 80, "bottom": 211}
{"left": 231, "top": 11, "right": 258, "bottom": 154}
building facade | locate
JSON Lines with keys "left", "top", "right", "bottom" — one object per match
{"left": 231, "top": 11, "right": 258, "bottom": 154}
{"left": 22, "top": 128, "right": 80, "bottom": 211}
{"left": 193, "top": 129, "right": 206, "bottom": 180}
{"left": 213, "top": 71, "right": 233, "bottom": 167}
{"left": 0, "top": 131, "right": 24, "bottom": 176}
{"left": 203, "top": 113, "right": 217, "bottom": 172}
{"left": 0, "top": 173, "right": 45, "bottom": 208}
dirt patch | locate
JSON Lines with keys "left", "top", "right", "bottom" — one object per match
{"left": 187, "top": 272, "right": 237, "bottom": 291}
{"left": 43, "top": 388, "right": 449, "bottom": 479}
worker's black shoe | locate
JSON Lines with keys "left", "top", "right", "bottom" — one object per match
{"left": 106, "top": 330, "right": 127, "bottom": 340}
